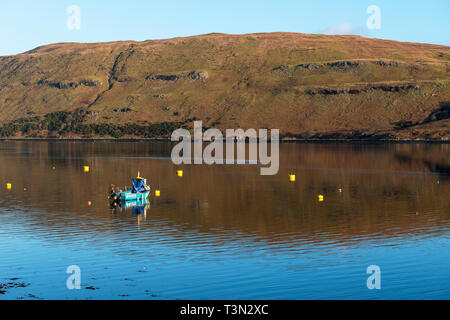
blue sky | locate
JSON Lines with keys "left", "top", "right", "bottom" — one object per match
{"left": 0, "top": 0, "right": 448, "bottom": 56}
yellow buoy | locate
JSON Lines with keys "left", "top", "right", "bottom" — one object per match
{"left": 318, "top": 195, "right": 324, "bottom": 202}
{"left": 289, "top": 174, "right": 296, "bottom": 182}
{"left": 177, "top": 170, "right": 183, "bottom": 177}
{"left": 83, "top": 166, "right": 90, "bottom": 172}
{"left": 155, "top": 190, "right": 161, "bottom": 197}
{"left": 6, "top": 183, "right": 12, "bottom": 190}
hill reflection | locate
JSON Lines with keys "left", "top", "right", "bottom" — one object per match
{"left": 0, "top": 141, "right": 448, "bottom": 248}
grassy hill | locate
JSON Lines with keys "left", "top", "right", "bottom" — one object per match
{"left": 0, "top": 32, "right": 449, "bottom": 140}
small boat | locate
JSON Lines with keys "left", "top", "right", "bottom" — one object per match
{"left": 109, "top": 173, "right": 150, "bottom": 205}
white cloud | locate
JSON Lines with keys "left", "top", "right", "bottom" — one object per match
{"left": 323, "top": 22, "right": 371, "bottom": 36}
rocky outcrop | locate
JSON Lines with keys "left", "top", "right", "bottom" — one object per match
{"left": 147, "top": 74, "right": 178, "bottom": 81}
{"left": 187, "top": 71, "right": 208, "bottom": 80}
{"left": 274, "top": 60, "right": 400, "bottom": 73}
{"left": 146, "top": 71, "right": 208, "bottom": 82}
{"left": 424, "top": 102, "right": 450, "bottom": 122}
{"left": 305, "top": 83, "right": 420, "bottom": 95}
{"left": 37, "top": 79, "right": 102, "bottom": 89}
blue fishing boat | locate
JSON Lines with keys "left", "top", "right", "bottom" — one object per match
{"left": 109, "top": 173, "right": 150, "bottom": 205}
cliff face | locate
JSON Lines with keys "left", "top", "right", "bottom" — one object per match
{"left": 0, "top": 32, "right": 449, "bottom": 140}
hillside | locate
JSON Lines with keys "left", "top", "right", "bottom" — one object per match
{"left": 0, "top": 32, "right": 449, "bottom": 140}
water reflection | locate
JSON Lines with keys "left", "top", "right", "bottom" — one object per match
{"left": 110, "top": 198, "right": 150, "bottom": 219}
{"left": 0, "top": 141, "right": 449, "bottom": 299}
{"left": 0, "top": 142, "right": 448, "bottom": 243}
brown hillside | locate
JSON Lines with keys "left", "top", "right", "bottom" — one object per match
{"left": 0, "top": 32, "right": 449, "bottom": 140}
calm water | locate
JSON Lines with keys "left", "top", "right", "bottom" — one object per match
{"left": 0, "top": 141, "right": 449, "bottom": 300}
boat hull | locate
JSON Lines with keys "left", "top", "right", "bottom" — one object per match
{"left": 120, "top": 190, "right": 150, "bottom": 202}
{"left": 121, "top": 198, "right": 150, "bottom": 208}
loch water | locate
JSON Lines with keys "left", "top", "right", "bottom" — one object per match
{"left": 0, "top": 141, "right": 449, "bottom": 299}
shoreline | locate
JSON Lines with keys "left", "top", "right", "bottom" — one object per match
{"left": 0, "top": 137, "right": 448, "bottom": 143}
